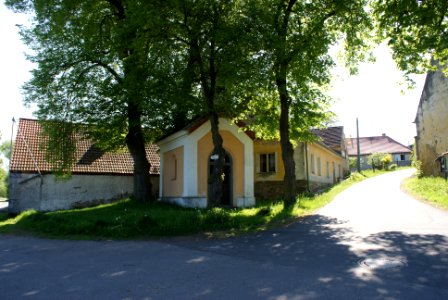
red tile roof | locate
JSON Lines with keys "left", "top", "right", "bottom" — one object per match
{"left": 345, "top": 135, "right": 411, "bottom": 156}
{"left": 10, "top": 118, "right": 160, "bottom": 175}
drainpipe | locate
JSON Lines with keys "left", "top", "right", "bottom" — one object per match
{"left": 305, "top": 142, "right": 310, "bottom": 193}
{"left": 356, "top": 118, "right": 361, "bottom": 173}
{"left": 9, "top": 118, "right": 15, "bottom": 172}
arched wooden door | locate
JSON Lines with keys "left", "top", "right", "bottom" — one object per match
{"left": 208, "top": 152, "right": 232, "bottom": 206}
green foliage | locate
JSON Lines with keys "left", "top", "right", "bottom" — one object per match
{"left": 5, "top": 0, "right": 376, "bottom": 205}
{"left": 403, "top": 176, "right": 448, "bottom": 210}
{"left": 241, "top": 0, "right": 374, "bottom": 141}
{"left": 388, "top": 163, "right": 398, "bottom": 171}
{"left": 411, "top": 145, "right": 424, "bottom": 178}
{"left": 0, "top": 213, "right": 9, "bottom": 222}
{"left": 412, "top": 159, "right": 423, "bottom": 178}
{"left": 381, "top": 153, "right": 392, "bottom": 167}
{"left": 349, "top": 172, "right": 365, "bottom": 182}
{"left": 0, "top": 133, "right": 8, "bottom": 197}
{"left": 5, "top": 0, "right": 191, "bottom": 201}
{"left": 372, "top": 0, "right": 448, "bottom": 76}
{"left": 40, "top": 120, "right": 77, "bottom": 177}
{"left": 0, "top": 168, "right": 7, "bottom": 198}
{"left": 368, "top": 152, "right": 392, "bottom": 170}
{"left": 349, "top": 157, "right": 358, "bottom": 169}
{"left": 0, "top": 140, "right": 12, "bottom": 162}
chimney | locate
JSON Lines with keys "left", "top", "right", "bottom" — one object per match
{"left": 382, "top": 133, "right": 386, "bottom": 137}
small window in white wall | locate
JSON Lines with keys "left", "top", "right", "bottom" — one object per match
{"left": 260, "top": 153, "right": 276, "bottom": 173}
{"left": 326, "top": 161, "right": 330, "bottom": 178}
{"left": 317, "top": 157, "right": 322, "bottom": 176}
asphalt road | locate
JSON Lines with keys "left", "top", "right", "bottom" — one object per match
{"left": 1, "top": 169, "right": 448, "bottom": 300}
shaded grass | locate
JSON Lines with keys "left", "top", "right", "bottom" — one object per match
{"left": 403, "top": 176, "right": 448, "bottom": 210}
{"left": 0, "top": 213, "right": 9, "bottom": 222}
{"left": 0, "top": 200, "right": 291, "bottom": 239}
{"left": 0, "top": 169, "right": 394, "bottom": 240}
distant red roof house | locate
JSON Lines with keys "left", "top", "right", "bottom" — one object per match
{"left": 10, "top": 118, "right": 160, "bottom": 175}
{"left": 345, "top": 134, "right": 411, "bottom": 156}
{"left": 345, "top": 134, "right": 412, "bottom": 169}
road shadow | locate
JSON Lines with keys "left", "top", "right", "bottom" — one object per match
{"left": 170, "top": 214, "right": 448, "bottom": 299}
{"left": 1, "top": 213, "right": 447, "bottom": 299}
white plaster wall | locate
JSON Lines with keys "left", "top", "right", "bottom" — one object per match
{"left": 8, "top": 173, "right": 159, "bottom": 213}
{"left": 201, "top": 118, "right": 255, "bottom": 203}
{"left": 157, "top": 118, "right": 255, "bottom": 207}
{"left": 156, "top": 130, "right": 188, "bottom": 198}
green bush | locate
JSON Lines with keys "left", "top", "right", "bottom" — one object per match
{"left": 387, "top": 164, "right": 397, "bottom": 171}
{"left": 349, "top": 172, "right": 365, "bottom": 182}
{"left": 368, "top": 152, "right": 392, "bottom": 170}
{"left": 412, "top": 159, "right": 423, "bottom": 178}
{"left": 0, "top": 168, "right": 7, "bottom": 198}
{"left": 349, "top": 157, "right": 357, "bottom": 169}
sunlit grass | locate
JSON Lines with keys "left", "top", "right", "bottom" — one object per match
{"left": 0, "top": 168, "right": 398, "bottom": 240}
{"left": 403, "top": 176, "right": 448, "bottom": 210}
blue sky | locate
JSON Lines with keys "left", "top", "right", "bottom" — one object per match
{"left": 0, "top": 3, "right": 426, "bottom": 147}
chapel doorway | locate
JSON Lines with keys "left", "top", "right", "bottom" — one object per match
{"left": 208, "top": 152, "right": 232, "bottom": 206}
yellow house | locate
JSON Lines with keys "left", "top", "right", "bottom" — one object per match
{"left": 157, "top": 119, "right": 348, "bottom": 207}
{"left": 253, "top": 126, "right": 349, "bottom": 200}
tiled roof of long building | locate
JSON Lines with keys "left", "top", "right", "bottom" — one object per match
{"left": 345, "top": 135, "right": 411, "bottom": 156}
{"left": 10, "top": 118, "right": 160, "bottom": 175}
{"left": 311, "top": 126, "right": 344, "bottom": 153}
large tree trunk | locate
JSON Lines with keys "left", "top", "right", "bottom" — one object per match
{"left": 208, "top": 112, "right": 226, "bottom": 207}
{"left": 126, "top": 101, "right": 153, "bottom": 202}
{"left": 277, "top": 77, "right": 297, "bottom": 208}
{"left": 274, "top": 1, "right": 297, "bottom": 208}
{"left": 108, "top": 0, "right": 153, "bottom": 202}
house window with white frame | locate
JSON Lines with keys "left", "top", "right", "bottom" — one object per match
{"left": 259, "top": 153, "right": 276, "bottom": 173}
{"left": 326, "top": 161, "right": 330, "bottom": 178}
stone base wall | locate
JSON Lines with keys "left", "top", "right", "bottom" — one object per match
{"left": 8, "top": 173, "right": 159, "bottom": 213}
{"left": 254, "top": 180, "right": 331, "bottom": 201}
{"left": 161, "top": 196, "right": 256, "bottom": 208}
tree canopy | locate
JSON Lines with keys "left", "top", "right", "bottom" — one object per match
{"left": 7, "top": 0, "right": 376, "bottom": 207}
{"left": 5, "top": 0, "right": 189, "bottom": 201}
{"left": 373, "top": 0, "right": 448, "bottom": 75}
{"left": 240, "top": 0, "right": 373, "bottom": 206}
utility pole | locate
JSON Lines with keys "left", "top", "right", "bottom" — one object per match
{"left": 356, "top": 118, "right": 361, "bottom": 173}
{"left": 9, "top": 117, "right": 15, "bottom": 171}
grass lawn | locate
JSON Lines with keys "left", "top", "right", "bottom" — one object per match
{"left": 0, "top": 168, "right": 393, "bottom": 240}
{"left": 403, "top": 176, "right": 448, "bottom": 210}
